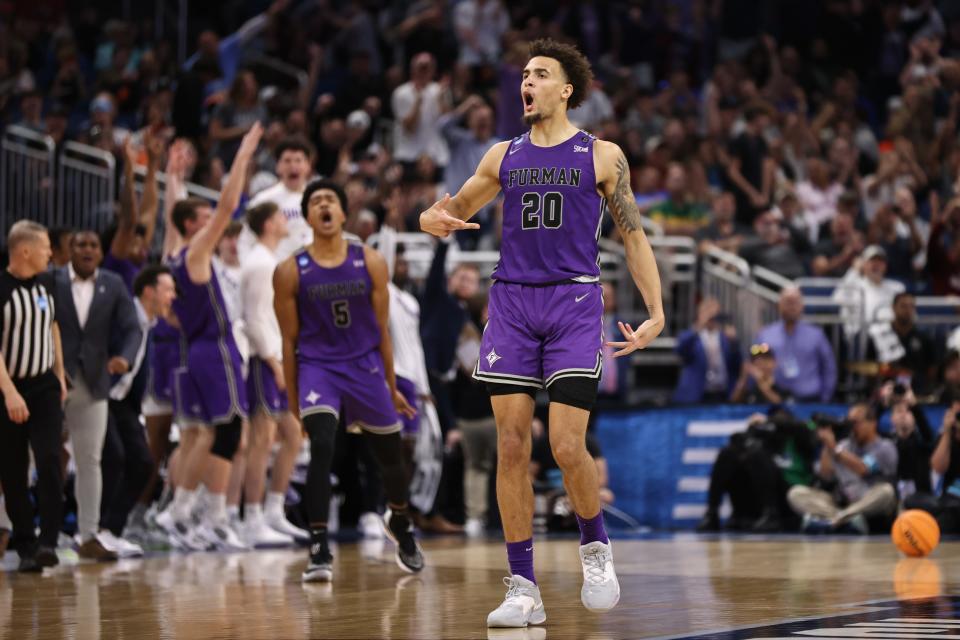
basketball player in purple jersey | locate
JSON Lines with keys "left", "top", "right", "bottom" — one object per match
{"left": 420, "top": 39, "right": 664, "bottom": 627}
{"left": 273, "top": 179, "right": 425, "bottom": 582}
{"left": 153, "top": 123, "right": 263, "bottom": 550}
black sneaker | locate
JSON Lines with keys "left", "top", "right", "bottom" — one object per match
{"left": 383, "top": 508, "right": 424, "bottom": 573}
{"left": 695, "top": 511, "right": 720, "bottom": 532}
{"left": 36, "top": 546, "right": 59, "bottom": 568}
{"left": 17, "top": 547, "right": 42, "bottom": 573}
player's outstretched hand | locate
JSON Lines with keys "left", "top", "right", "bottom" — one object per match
{"left": 419, "top": 193, "right": 480, "bottom": 238}
{"left": 237, "top": 121, "right": 264, "bottom": 159}
{"left": 606, "top": 318, "right": 665, "bottom": 357}
{"left": 393, "top": 389, "right": 417, "bottom": 420}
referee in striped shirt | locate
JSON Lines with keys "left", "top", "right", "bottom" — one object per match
{"left": 0, "top": 220, "right": 68, "bottom": 572}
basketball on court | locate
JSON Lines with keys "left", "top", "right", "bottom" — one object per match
{"left": 891, "top": 510, "right": 940, "bottom": 557}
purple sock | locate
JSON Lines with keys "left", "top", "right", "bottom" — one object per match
{"left": 576, "top": 511, "right": 609, "bottom": 545}
{"left": 505, "top": 538, "right": 535, "bottom": 584}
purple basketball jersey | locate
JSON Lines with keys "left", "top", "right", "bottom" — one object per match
{"left": 101, "top": 252, "right": 142, "bottom": 295}
{"left": 295, "top": 243, "right": 380, "bottom": 362}
{"left": 494, "top": 130, "right": 604, "bottom": 284}
{"left": 170, "top": 247, "right": 235, "bottom": 343}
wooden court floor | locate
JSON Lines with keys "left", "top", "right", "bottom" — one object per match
{"left": 2, "top": 535, "right": 959, "bottom": 639}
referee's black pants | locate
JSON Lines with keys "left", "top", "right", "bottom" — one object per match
{"left": 0, "top": 371, "right": 63, "bottom": 550}
{"left": 100, "top": 394, "right": 152, "bottom": 535}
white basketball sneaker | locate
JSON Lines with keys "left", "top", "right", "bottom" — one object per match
{"left": 578, "top": 540, "right": 620, "bottom": 612}
{"left": 486, "top": 575, "right": 547, "bottom": 628}
{"left": 244, "top": 512, "right": 294, "bottom": 548}
{"left": 195, "top": 518, "right": 250, "bottom": 552}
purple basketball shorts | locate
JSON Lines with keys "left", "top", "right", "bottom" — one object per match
{"left": 297, "top": 349, "right": 401, "bottom": 433}
{"left": 247, "top": 356, "right": 288, "bottom": 418}
{"left": 174, "top": 338, "right": 248, "bottom": 427}
{"left": 473, "top": 280, "right": 603, "bottom": 389}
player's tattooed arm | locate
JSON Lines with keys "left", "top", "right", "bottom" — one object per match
{"left": 597, "top": 140, "right": 665, "bottom": 356}
{"left": 606, "top": 149, "right": 643, "bottom": 234}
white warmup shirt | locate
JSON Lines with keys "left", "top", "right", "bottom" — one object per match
{"left": 241, "top": 242, "right": 282, "bottom": 362}
{"left": 239, "top": 181, "right": 313, "bottom": 262}
{"left": 388, "top": 282, "right": 431, "bottom": 396}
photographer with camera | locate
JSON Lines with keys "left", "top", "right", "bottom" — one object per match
{"left": 788, "top": 403, "right": 898, "bottom": 534}
{"left": 697, "top": 407, "right": 817, "bottom": 533}
{"left": 902, "top": 401, "right": 960, "bottom": 534}
{"left": 877, "top": 381, "right": 934, "bottom": 501}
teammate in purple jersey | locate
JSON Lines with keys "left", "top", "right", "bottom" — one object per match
{"left": 274, "top": 179, "right": 424, "bottom": 583}
{"left": 420, "top": 39, "right": 664, "bottom": 628}
{"left": 152, "top": 123, "right": 263, "bottom": 551}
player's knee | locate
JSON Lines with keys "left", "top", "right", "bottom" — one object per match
{"left": 210, "top": 419, "right": 243, "bottom": 461}
{"left": 550, "top": 436, "right": 586, "bottom": 471}
{"left": 547, "top": 376, "right": 598, "bottom": 412}
{"left": 497, "top": 431, "right": 528, "bottom": 470}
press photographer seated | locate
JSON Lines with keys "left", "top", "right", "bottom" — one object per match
{"left": 697, "top": 407, "right": 817, "bottom": 533}
{"left": 787, "top": 403, "right": 898, "bottom": 534}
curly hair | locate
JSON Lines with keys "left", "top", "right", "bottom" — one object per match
{"left": 528, "top": 38, "right": 594, "bottom": 110}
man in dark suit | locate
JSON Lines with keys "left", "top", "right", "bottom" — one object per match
{"left": 53, "top": 230, "right": 141, "bottom": 561}
{"left": 673, "top": 298, "right": 742, "bottom": 404}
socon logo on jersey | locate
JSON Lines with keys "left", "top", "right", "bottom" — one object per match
{"left": 573, "top": 145, "right": 589, "bottom": 153}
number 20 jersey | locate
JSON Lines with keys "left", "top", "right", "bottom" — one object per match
{"left": 493, "top": 130, "right": 605, "bottom": 285}
{"left": 294, "top": 242, "right": 380, "bottom": 362}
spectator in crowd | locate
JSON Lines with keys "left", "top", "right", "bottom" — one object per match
{"left": 725, "top": 104, "right": 772, "bottom": 227}
{"left": 861, "top": 146, "right": 926, "bottom": 223}
{"left": 935, "top": 350, "right": 960, "bottom": 405}
{"left": 438, "top": 95, "right": 501, "bottom": 246}
{"left": 392, "top": 52, "right": 449, "bottom": 172}
{"left": 81, "top": 92, "right": 129, "bottom": 155}
{"left": 695, "top": 191, "right": 745, "bottom": 255}
{"left": 738, "top": 210, "right": 806, "bottom": 280}
{"left": 673, "top": 298, "right": 741, "bottom": 404}
{"left": 420, "top": 240, "right": 479, "bottom": 432}
{"left": 730, "top": 343, "right": 787, "bottom": 404}
{"left": 647, "top": 163, "right": 708, "bottom": 237}
{"left": 14, "top": 90, "right": 43, "bottom": 132}
{"left": 453, "top": 0, "right": 509, "bottom": 69}
{"left": 904, "top": 401, "right": 960, "bottom": 535}
{"left": 53, "top": 230, "right": 142, "bottom": 561}
{"left": 796, "top": 157, "right": 843, "bottom": 243}
{"left": 48, "top": 228, "right": 74, "bottom": 269}
{"left": 866, "top": 293, "right": 937, "bottom": 393}
{"left": 811, "top": 209, "right": 864, "bottom": 277}
{"left": 240, "top": 137, "right": 315, "bottom": 262}
{"left": 210, "top": 70, "right": 267, "bottom": 171}
{"left": 927, "top": 195, "right": 960, "bottom": 296}
{"left": 866, "top": 203, "right": 922, "bottom": 284}
{"left": 834, "top": 245, "right": 906, "bottom": 333}
{"left": 756, "top": 286, "right": 837, "bottom": 402}
{"left": 877, "top": 383, "right": 934, "bottom": 503}
{"left": 788, "top": 402, "right": 898, "bottom": 534}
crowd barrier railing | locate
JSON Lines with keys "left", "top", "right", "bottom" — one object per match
{"left": 56, "top": 141, "right": 116, "bottom": 236}
{"left": 0, "top": 125, "right": 56, "bottom": 244}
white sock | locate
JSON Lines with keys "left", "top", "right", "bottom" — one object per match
{"left": 208, "top": 493, "right": 228, "bottom": 524}
{"left": 265, "top": 491, "right": 285, "bottom": 516}
{"left": 245, "top": 503, "right": 263, "bottom": 521}
{"left": 227, "top": 504, "right": 240, "bottom": 520}
{"left": 171, "top": 488, "right": 198, "bottom": 522}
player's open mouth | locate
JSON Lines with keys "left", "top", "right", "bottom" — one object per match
{"left": 523, "top": 92, "right": 534, "bottom": 111}
{"left": 320, "top": 212, "right": 333, "bottom": 224}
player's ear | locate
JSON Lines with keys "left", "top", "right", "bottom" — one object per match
{"left": 562, "top": 83, "right": 573, "bottom": 102}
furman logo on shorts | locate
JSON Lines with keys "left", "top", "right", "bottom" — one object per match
{"left": 485, "top": 349, "right": 502, "bottom": 367}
